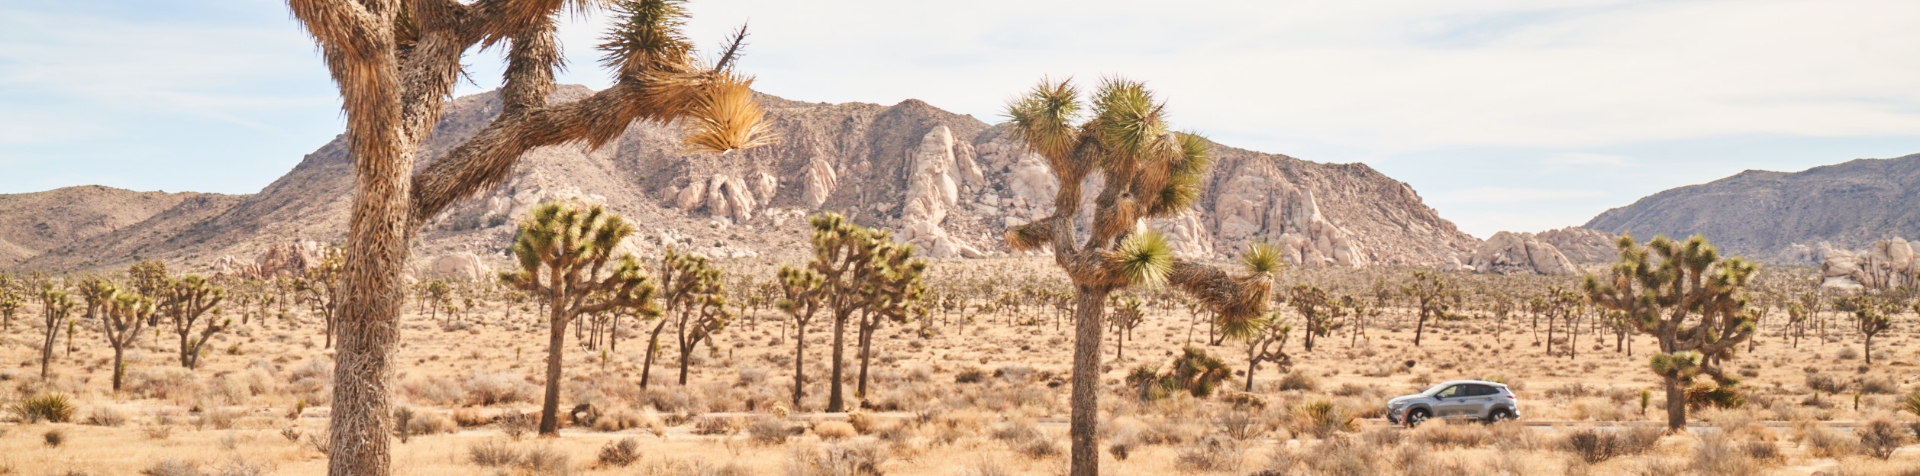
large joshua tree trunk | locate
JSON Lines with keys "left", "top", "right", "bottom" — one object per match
{"left": 1663, "top": 374, "right": 1686, "bottom": 431}
{"left": 827, "top": 311, "right": 849, "bottom": 412}
{"left": 1068, "top": 286, "right": 1110, "bottom": 474}
{"left": 539, "top": 302, "right": 568, "bottom": 435}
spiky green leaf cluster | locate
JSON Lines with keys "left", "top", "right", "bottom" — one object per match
{"left": 599, "top": 0, "right": 691, "bottom": 79}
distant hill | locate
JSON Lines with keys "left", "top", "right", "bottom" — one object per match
{"left": 5, "top": 86, "right": 1478, "bottom": 273}
{"left": 1585, "top": 154, "right": 1920, "bottom": 262}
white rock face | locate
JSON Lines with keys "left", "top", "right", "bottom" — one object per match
{"left": 1148, "top": 213, "right": 1216, "bottom": 260}
{"left": 670, "top": 173, "right": 760, "bottom": 223}
{"left": 802, "top": 157, "right": 837, "bottom": 208}
{"left": 896, "top": 126, "right": 984, "bottom": 258}
{"left": 1210, "top": 171, "right": 1369, "bottom": 267}
{"left": 1467, "top": 231, "right": 1578, "bottom": 275}
{"left": 1821, "top": 237, "right": 1919, "bottom": 290}
{"left": 428, "top": 252, "right": 490, "bottom": 282}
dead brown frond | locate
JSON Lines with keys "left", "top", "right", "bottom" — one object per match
{"left": 680, "top": 73, "right": 776, "bottom": 154}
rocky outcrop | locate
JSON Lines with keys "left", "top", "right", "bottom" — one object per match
{"left": 1820, "top": 237, "right": 1918, "bottom": 290}
{"left": 215, "top": 238, "right": 326, "bottom": 279}
{"left": 1208, "top": 166, "right": 1368, "bottom": 267}
{"left": 1586, "top": 155, "right": 1920, "bottom": 262}
{"left": 1467, "top": 232, "right": 1578, "bottom": 275}
{"left": 897, "top": 126, "right": 984, "bottom": 258}
{"left": 1536, "top": 227, "right": 1618, "bottom": 264}
{"left": 669, "top": 173, "right": 765, "bottom": 224}
{"left": 427, "top": 252, "right": 491, "bottom": 282}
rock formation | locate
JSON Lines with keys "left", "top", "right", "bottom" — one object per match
{"left": 1467, "top": 232, "right": 1578, "bottom": 275}
{"left": 1536, "top": 227, "right": 1619, "bottom": 264}
{"left": 1208, "top": 165, "right": 1368, "bottom": 267}
{"left": 1819, "top": 237, "right": 1918, "bottom": 290}
{"left": 896, "top": 126, "right": 985, "bottom": 258}
{"left": 427, "top": 252, "right": 491, "bottom": 282}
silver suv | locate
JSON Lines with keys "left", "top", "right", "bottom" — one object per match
{"left": 1385, "top": 380, "right": 1519, "bottom": 427}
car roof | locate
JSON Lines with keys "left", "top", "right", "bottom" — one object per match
{"left": 1436, "top": 379, "right": 1509, "bottom": 388}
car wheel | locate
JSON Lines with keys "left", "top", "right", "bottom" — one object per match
{"left": 1487, "top": 408, "right": 1515, "bottom": 423}
{"left": 1406, "top": 409, "right": 1430, "bottom": 427}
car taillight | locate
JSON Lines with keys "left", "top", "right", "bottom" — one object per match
{"left": 1505, "top": 395, "right": 1516, "bottom": 399}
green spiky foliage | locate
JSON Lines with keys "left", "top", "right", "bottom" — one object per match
{"left": 644, "top": 248, "right": 730, "bottom": 387}
{"left": 95, "top": 283, "right": 156, "bottom": 391}
{"left": 772, "top": 212, "right": 926, "bottom": 411}
{"left": 0, "top": 276, "right": 20, "bottom": 330}
{"left": 36, "top": 281, "right": 73, "bottom": 380}
{"left": 1002, "top": 78, "right": 1275, "bottom": 475}
{"left": 158, "top": 275, "right": 226, "bottom": 370}
{"left": 1584, "top": 234, "right": 1758, "bottom": 431}
{"left": 502, "top": 201, "right": 659, "bottom": 435}
{"left": 127, "top": 260, "right": 169, "bottom": 298}
{"left": 1286, "top": 284, "right": 1345, "bottom": 352}
{"left": 1400, "top": 270, "right": 1457, "bottom": 347}
{"left": 1125, "top": 346, "right": 1233, "bottom": 401}
{"left": 1239, "top": 311, "right": 1293, "bottom": 393}
{"left": 1835, "top": 294, "right": 1902, "bottom": 365}
{"left": 1107, "top": 295, "right": 1146, "bottom": 362}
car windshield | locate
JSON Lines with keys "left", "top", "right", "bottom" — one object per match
{"left": 1420, "top": 383, "right": 1452, "bottom": 396}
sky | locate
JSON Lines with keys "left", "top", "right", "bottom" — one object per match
{"left": 4, "top": 0, "right": 1920, "bottom": 238}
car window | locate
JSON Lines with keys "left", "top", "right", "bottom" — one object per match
{"left": 1468, "top": 384, "right": 1495, "bottom": 396}
{"left": 1436, "top": 385, "right": 1462, "bottom": 398}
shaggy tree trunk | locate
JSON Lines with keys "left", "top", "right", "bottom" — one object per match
{"left": 329, "top": 177, "right": 413, "bottom": 476}
{"left": 1068, "top": 287, "right": 1110, "bottom": 476}
{"left": 828, "top": 311, "right": 849, "bottom": 413}
{"left": 111, "top": 347, "right": 127, "bottom": 391}
{"left": 792, "top": 323, "right": 808, "bottom": 407}
{"left": 538, "top": 303, "right": 568, "bottom": 435}
{"left": 640, "top": 318, "right": 671, "bottom": 388}
{"left": 1413, "top": 309, "right": 1429, "bottom": 346}
{"left": 1663, "top": 374, "right": 1686, "bottom": 431}
{"left": 856, "top": 319, "right": 875, "bottom": 401}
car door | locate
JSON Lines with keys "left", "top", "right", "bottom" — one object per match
{"left": 1431, "top": 385, "right": 1473, "bottom": 417}
{"left": 1460, "top": 384, "right": 1497, "bottom": 418}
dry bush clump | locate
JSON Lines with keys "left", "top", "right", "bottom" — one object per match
{"left": 464, "top": 372, "right": 539, "bottom": 406}
{"left": 517, "top": 445, "right": 571, "bottom": 476}
{"left": 1562, "top": 426, "right": 1661, "bottom": 464}
{"left": 42, "top": 428, "right": 66, "bottom": 447}
{"left": 469, "top": 439, "right": 523, "bottom": 467}
{"left": 498, "top": 409, "right": 536, "bottom": 440}
{"left": 139, "top": 458, "right": 200, "bottom": 476}
{"left": 694, "top": 415, "right": 740, "bottom": 435}
{"left": 1299, "top": 435, "right": 1377, "bottom": 476}
{"left": 1691, "top": 431, "right": 1765, "bottom": 474}
{"left": 591, "top": 407, "right": 648, "bottom": 432}
{"left": 786, "top": 442, "right": 888, "bottom": 476}
{"left": 1274, "top": 370, "right": 1318, "bottom": 392}
{"left": 748, "top": 416, "right": 792, "bottom": 445}
{"left": 1857, "top": 416, "right": 1909, "bottom": 460}
{"left": 1794, "top": 419, "right": 1859, "bottom": 458}
{"left": 813, "top": 421, "right": 857, "bottom": 440}
{"left": 83, "top": 405, "right": 126, "bottom": 427}
{"left": 596, "top": 437, "right": 641, "bottom": 468}
{"left": 1286, "top": 400, "right": 1356, "bottom": 439}
{"left": 1409, "top": 419, "right": 1492, "bottom": 449}
{"left": 1173, "top": 433, "right": 1244, "bottom": 472}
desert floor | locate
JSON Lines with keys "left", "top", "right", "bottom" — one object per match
{"left": 1, "top": 261, "right": 1918, "bottom": 475}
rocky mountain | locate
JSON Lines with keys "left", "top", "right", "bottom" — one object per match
{"left": 8, "top": 86, "right": 1477, "bottom": 273}
{"left": 1584, "top": 154, "right": 1920, "bottom": 262}
{"left": 0, "top": 186, "right": 241, "bottom": 268}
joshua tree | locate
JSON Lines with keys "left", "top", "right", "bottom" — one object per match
{"left": 637, "top": 248, "right": 720, "bottom": 388}
{"left": 99, "top": 285, "right": 157, "bottom": 391}
{"left": 1838, "top": 294, "right": 1900, "bottom": 365}
{"left": 1402, "top": 270, "right": 1455, "bottom": 346}
{"left": 1539, "top": 286, "right": 1583, "bottom": 358}
{"left": 1584, "top": 234, "right": 1757, "bottom": 431}
{"left": 0, "top": 278, "right": 19, "bottom": 330}
{"left": 1107, "top": 295, "right": 1146, "bottom": 362}
{"left": 1002, "top": 78, "right": 1277, "bottom": 475}
{"left": 772, "top": 213, "right": 927, "bottom": 412}
{"left": 853, "top": 240, "right": 926, "bottom": 402}
{"left": 775, "top": 263, "right": 825, "bottom": 408}
{"left": 1286, "top": 284, "right": 1343, "bottom": 352}
{"left": 284, "top": 1, "right": 771, "bottom": 470}
{"left": 299, "top": 246, "right": 346, "bottom": 348}
{"left": 1239, "top": 312, "right": 1293, "bottom": 392}
{"left": 665, "top": 250, "right": 730, "bottom": 386}
{"left": 37, "top": 281, "right": 74, "bottom": 380}
{"left": 502, "top": 201, "right": 659, "bottom": 436}
{"left": 419, "top": 279, "right": 452, "bottom": 323}
{"left": 161, "top": 275, "right": 227, "bottom": 369}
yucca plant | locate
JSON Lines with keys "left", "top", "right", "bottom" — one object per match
{"left": 1002, "top": 77, "right": 1277, "bottom": 475}
{"left": 1585, "top": 234, "right": 1758, "bottom": 431}
{"left": 285, "top": 0, "right": 773, "bottom": 469}
{"left": 12, "top": 393, "right": 75, "bottom": 423}
{"left": 502, "top": 201, "right": 660, "bottom": 435}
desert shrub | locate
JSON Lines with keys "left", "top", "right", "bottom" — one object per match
{"left": 1837, "top": 346, "right": 1860, "bottom": 360}
{"left": 145, "top": 424, "right": 175, "bottom": 440}
{"left": 401, "top": 409, "right": 455, "bottom": 438}
{"left": 596, "top": 437, "right": 641, "bottom": 468}
{"left": 962, "top": 459, "right": 1012, "bottom": 476}
{"left": 451, "top": 408, "right": 489, "bottom": 427}
{"left": 1411, "top": 419, "right": 1492, "bottom": 449}
{"left": 1301, "top": 436, "right": 1377, "bottom": 476}
{"left": 592, "top": 408, "right": 647, "bottom": 432}
{"left": 470, "top": 439, "right": 523, "bottom": 466}
{"left": 1547, "top": 382, "right": 1595, "bottom": 399}
{"left": 788, "top": 442, "right": 889, "bottom": 476}
{"left": 1571, "top": 398, "right": 1625, "bottom": 421}
{"left": 140, "top": 458, "right": 202, "bottom": 476}
{"left": 1275, "top": 370, "right": 1318, "bottom": 392}
{"left": 1215, "top": 409, "right": 1265, "bottom": 440}
{"left": 498, "top": 409, "right": 536, "bottom": 439}
{"left": 1859, "top": 376, "right": 1898, "bottom": 395}
{"left": 195, "top": 407, "right": 240, "bottom": 430}
{"left": 813, "top": 421, "right": 857, "bottom": 440}
{"left": 748, "top": 416, "right": 791, "bottom": 445}
{"left": 215, "top": 456, "right": 270, "bottom": 476}
{"left": 14, "top": 393, "right": 76, "bottom": 423}
{"left": 517, "top": 445, "right": 571, "bottom": 476}
{"left": 1287, "top": 400, "right": 1357, "bottom": 438}
{"left": 1685, "top": 383, "right": 1746, "bottom": 410}
{"left": 1617, "top": 425, "right": 1664, "bottom": 455}
{"left": 43, "top": 428, "right": 66, "bottom": 447}
{"left": 1794, "top": 420, "right": 1858, "bottom": 458}
{"left": 1487, "top": 420, "right": 1545, "bottom": 451}
{"left": 693, "top": 415, "right": 739, "bottom": 435}
{"left": 1806, "top": 371, "right": 1847, "bottom": 394}
{"left": 128, "top": 368, "right": 203, "bottom": 402}
{"left": 1692, "top": 431, "right": 1763, "bottom": 474}
{"left": 846, "top": 412, "right": 876, "bottom": 434}
{"left": 1254, "top": 447, "right": 1298, "bottom": 476}
{"left": 465, "top": 372, "right": 538, "bottom": 406}
{"left": 1174, "top": 434, "right": 1244, "bottom": 472}
{"left": 1858, "top": 416, "right": 1908, "bottom": 460}
{"left": 955, "top": 367, "right": 986, "bottom": 384}
{"left": 84, "top": 406, "right": 127, "bottom": 427}
{"left": 1016, "top": 434, "right": 1060, "bottom": 458}
{"left": 1563, "top": 429, "right": 1620, "bottom": 464}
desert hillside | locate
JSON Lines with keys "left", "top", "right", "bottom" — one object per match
{"left": 1584, "top": 154, "right": 1920, "bottom": 262}
{"left": 0, "top": 186, "right": 241, "bottom": 268}
{"left": 5, "top": 86, "right": 1476, "bottom": 273}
